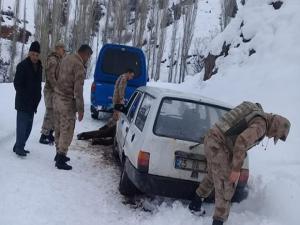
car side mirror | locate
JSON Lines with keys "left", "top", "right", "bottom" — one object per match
{"left": 114, "top": 104, "right": 128, "bottom": 114}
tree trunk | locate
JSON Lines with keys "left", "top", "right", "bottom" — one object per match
{"left": 9, "top": 0, "right": 20, "bottom": 82}
{"left": 179, "top": 0, "right": 198, "bottom": 83}
{"left": 168, "top": 16, "right": 178, "bottom": 83}
{"left": 154, "top": 0, "right": 169, "bottom": 81}
{"left": 21, "top": 0, "right": 27, "bottom": 60}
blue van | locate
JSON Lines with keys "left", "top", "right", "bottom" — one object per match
{"left": 91, "top": 44, "right": 147, "bottom": 118}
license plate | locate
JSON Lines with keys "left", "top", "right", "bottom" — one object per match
{"left": 175, "top": 156, "right": 207, "bottom": 173}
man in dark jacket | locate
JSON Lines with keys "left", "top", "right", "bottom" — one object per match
{"left": 13, "top": 41, "right": 42, "bottom": 156}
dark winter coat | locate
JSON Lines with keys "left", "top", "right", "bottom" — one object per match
{"left": 14, "top": 57, "right": 42, "bottom": 113}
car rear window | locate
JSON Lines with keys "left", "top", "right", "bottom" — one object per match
{"left": 153, "top": 98, "right": 229, "bottom": 143}
{"left": 101, "top": 48, "right": 141, "bottom": 77}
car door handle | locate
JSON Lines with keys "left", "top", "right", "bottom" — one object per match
{"left": 131, "top": 134, "right": 135, "bottom": 142}
{"left": 125, "top": 127, "right": 129, "bottom": 133}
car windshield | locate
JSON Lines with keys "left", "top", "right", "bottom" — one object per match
{"left": 154, "top": 98, "right": 229, "bottom": 143}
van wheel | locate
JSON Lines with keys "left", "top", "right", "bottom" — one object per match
{"left": 91, "top": 111, "right": 99, "bottom": 119}
{"left": 119, "top": 161, "right": 139, "bottom": 196}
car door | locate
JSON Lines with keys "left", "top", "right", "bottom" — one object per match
{"left": 123, "top": 94, "right": 155, "bottom": 165}
{"left": 117, "top": 91, "right": 143, "bottom": 160}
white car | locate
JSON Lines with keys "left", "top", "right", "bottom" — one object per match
{"left": 114, "top": 86, "right": 249, "bottom": 202}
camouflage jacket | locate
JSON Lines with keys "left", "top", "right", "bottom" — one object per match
{"left": 44, "top": 52, "right": 61, "bottom": 92}
{"left": 211, "top": 116, "right": 267, "bottom": 172}
{"left": 54, "top": 53, "right": 86, "bottom": 113}
{"left": 112, "top": 74, "right": 128, "bottom": 105}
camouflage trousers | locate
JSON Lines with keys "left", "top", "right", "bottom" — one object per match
{"left": 53, "top": 95, "right": 76, "bottom": 155}
{"left": 41, "top": 89, "right": 54, "bottom": 135}
{"left": 196, "top": 131, "right": 235, "bottom": 222}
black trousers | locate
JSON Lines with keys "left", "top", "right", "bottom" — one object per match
{"left": 14, "top": 110, "right": 34, "bottom": 151}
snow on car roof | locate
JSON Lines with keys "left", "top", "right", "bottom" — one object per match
{"left": 137, "top": 86, "right": 233, "bottom": 109}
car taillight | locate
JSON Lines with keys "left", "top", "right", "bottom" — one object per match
{"left": 238, "top": 168, "right": 249, "bottom": 184}
{"left": 137, "top": 151, "right": 150, "bottom": 173}
{"left": 91, "top": 82, "right": 96, "bottom": 93}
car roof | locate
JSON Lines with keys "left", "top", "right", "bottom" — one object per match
{"left": 137, "top": 86, "right": 233, "bottom": 109}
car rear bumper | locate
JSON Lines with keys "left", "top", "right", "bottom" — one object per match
{"left": 124, "top": 159, "right": 248, "bottom": 201}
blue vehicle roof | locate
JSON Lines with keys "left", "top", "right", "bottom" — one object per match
{"left": 93, "top": 44, "right": 147, "bottom": 87}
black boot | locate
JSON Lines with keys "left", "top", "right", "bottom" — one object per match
{"left": 54, "top": 153, "right": 70, "bottom": 162}
{"left": 212, "top": 219, "right": 223, "bottom": 225}
{"left": 39, "top": 134, "right": 52, "bottom": 145}
{"left": 14, "top": 148, "right": 27, "bottom": 157}
{"left": 189, "top": 193, "right": 205, "bottom": 216}
{"left": 13, "top": 146, "right": 30, "bottom": 154}
{"left": 55, "top": 153, "right": 72, "bottom": 170}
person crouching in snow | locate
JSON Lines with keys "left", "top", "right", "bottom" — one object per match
{"left": 188, "top": 101, "right": 291, "bottom": 225}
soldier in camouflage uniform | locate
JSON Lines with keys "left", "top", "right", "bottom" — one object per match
{"left": 106, "top": 69, "right": 135, "bottom": 128}
{"left": 53, "top": 45, "right": 93, "bottom": 170}
{"left": 188, "top": 102, "right": 291, "bottom": 225}
{"left": 76, "top": 69, "right": 134, "bottom": 143}
{"left": 39, "top": 42, "right": 66, "bottom": 145}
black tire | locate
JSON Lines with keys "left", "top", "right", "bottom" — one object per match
{"left": 112, "top": 138, "right": 119, "bottom": 160}
{"left": 231, "top": 186, "right": 249, "bottom": 203}
{"left": 91, "top": 111, "right": 99, "bottom": 119}
{"left": 119, "top": 160, "right": 140, "bottom": 196}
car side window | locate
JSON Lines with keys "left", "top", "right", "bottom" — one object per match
{"left": 135, "top": 94, "right": 154, "bottom": 131}
{"left": 127, "top": 92, "right": 142, "bottom": 122}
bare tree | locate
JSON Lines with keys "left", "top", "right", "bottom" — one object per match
{"left": 154, "top": 0, "right": 169, "bottom": 81}
{"left": 150, "top": 1, "right": 159, "bottom": 80}
{"left": 34, "top": 0, "right": 51, "bottom": 79}
{"left": 110, "top": 0, "right": 131, "bottom": 44}
{"left": 133, "top": 0, "right": 149, "bottom": 48}
{"left": 21, "top": 0, "right": 27, "bottom": 60}
{"left": 9, "top": 0, "right": 20, "bottom": 82}
{"left": 168, "top": 3, "right": 180, "bottom": 83}
{"left": 102, "top": 0, "right": 111, "bottom": 44}
{"left": 51, "top": 0, "right": 64, "bottom": 49}
{"left": 62, "top": 0, "right": 71, "bottom": 46}
{"left": 174, "top": 40, "right": 181, "bottom": 83}
{"left": 0, "top": 0, "right": 3, "bottom": 58}
{"left": 220, "top": 0, "right": 238, "bottom": 30}
{"left": 179, "top": 0, "right": 198, "bottom": 83}
{"left": 70, "top": 0, "right": 94, "bottom": 51}
{"left": 145, "top": 0, "right": 154, "bottom": 77}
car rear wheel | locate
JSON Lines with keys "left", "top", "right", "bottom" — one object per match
{"left": 119, "top": 160, "right": 140, "bottom": 196}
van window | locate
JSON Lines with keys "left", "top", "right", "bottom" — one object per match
{"left": 135, "top": 94, "right": 154, "bottom": 131}
{"left": 154, "top": 98, "right": 229, "bottom": 143}
{"left": 127, "top": 92, "right": 142, "bottom": 122}
{"left": 101, "top": 48, "right": 141, "bottom": 77}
